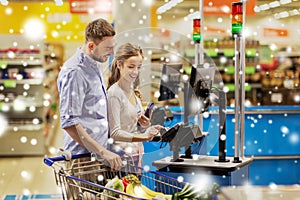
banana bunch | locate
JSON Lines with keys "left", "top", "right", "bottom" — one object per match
{"left": 124, "top": 174, "right": 172, "bottom": 200}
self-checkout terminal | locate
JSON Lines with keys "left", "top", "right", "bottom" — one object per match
{"left": 153, "top": 63, "right": 217, "bottom": 162}
{"left": 151, "top": 1, "right": 253, "bottom": 186}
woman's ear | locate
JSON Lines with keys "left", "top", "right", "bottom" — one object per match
{"left": 117, "top": 61, "right": 122, "bottom": 69}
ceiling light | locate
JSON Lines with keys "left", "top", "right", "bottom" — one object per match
{"left": 289, "top": 9, "right": 300, "bottom": 15}
{"left": 54, "top": 0, "right": 63, "bottom": 6}
{"left": 259, "top": 4, "right": 270, "bottom": 11}
{"left": 157, "top": 7, "right": 167, "bottom": 14}
{"left": 269, "top": 1, "right": 280, "bottom": 8}
{"left": 279, "top": 11, "right": 289, "bottom": 18}
{"left": 274, "top": 13, "right": 281, "bottom": 19}
{"left": 280, "top": 0, "right": 292, "bottom": 4}
{"left": 156, "top": 0, "right": 184, "bottom": 14}
{"left": 187, "top": 11, "right": 200, "bottom": 20}
{"left": 142, "top": 0, "right": 153, "bottom": 6}
{"left": 0, "top": 0, "right": 8, "bottom": 6}
{"left": 254, "top": 6, "right": 261, "bottom": 13}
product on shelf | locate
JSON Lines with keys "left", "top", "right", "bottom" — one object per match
{"left": 0, "top": 35, "right": 46, "bottom": 156}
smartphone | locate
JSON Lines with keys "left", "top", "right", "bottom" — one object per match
{"left": 144, "top": 103, "right": 155, "bottom": 118}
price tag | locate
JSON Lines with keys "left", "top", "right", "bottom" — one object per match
{"left": 271, "top": 93, "right": 283, "bottom": 103}
{"left": 225, "top": 66, "right": 235, "bottom": 74}
{"left": 225, "top": 83, "right": 235, "bottom": 92}
{"left": 206, "top": 49, "right": 218, "bottom": 57}
{"left": 245, "top": 66, "right": 255, "bottom": 75}
{"left": 246, "top": 48, "right": 257, "bottom": 57}
{"left": 0, "top": 61, "right": 8, "bottom": 69}
{"left": 4, "top": 80, "right": 16, "bottom": 88}
{"left": 223, "top": 48, "right": 235, "bottom": 57}
{"left": 224, "top": 83, "right": 251, "bottom": 92}
{"left": 283, "top": 79, "right": 294, "bottom": 89}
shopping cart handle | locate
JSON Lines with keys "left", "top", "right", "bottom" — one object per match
{"left": 44, "top": 149, "right": 126, "bottom": 166}
{"left": 44, "top": 153, "right": 91, "bottom": 166}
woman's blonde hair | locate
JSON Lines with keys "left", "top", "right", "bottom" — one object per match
{"left": 107, "top": 43, "right": 144, "bottom": 98}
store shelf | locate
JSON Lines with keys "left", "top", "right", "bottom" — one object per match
{"left": 7, "top": 123, "right": 44, "bottom": 131}
{"left": 0, "top": 35, "right": 46, "bottom": 156}
{"left": 0, "top": 59, "right": 43, "bottom": 66}
{"left": 0, "top": 78, "right": 43, "bottom": 85}
{"left": 43, "top": 43, "right": 64, "bottom": 151}
{"left": 276, "top": 51, "right": 300, "bottom": 57}
{"left": 0, "top": 100, "right": 43, "bottom": 108}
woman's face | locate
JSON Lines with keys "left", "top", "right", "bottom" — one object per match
{"left": 119, "top": 54, "right": 143, "bottom": 83}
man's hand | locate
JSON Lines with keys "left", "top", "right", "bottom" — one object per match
{"left": 101, "top": 149, "right": 123, "bottom": 171}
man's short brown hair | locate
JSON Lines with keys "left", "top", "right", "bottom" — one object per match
{"left": 85, "top": 18, "right": 115, "bottom": 43}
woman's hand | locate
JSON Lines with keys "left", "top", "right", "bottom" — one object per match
{"left": 144, "top": 125, "right": 164, "bottom": 138}
{"left": 132, "top": 125, "right": 165, "bottom": 142}
{"left": 137, "top": 114, "right": 151, "bottom": 128}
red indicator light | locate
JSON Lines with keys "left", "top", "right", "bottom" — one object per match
{"left": 232, "top": 2, "right": 243, "bottom": 36}
{"left": 193, "top": 18, "right": 201, "bottom": 42}
{"left": 232, "top": 2, "right": 243, "bottom": 14}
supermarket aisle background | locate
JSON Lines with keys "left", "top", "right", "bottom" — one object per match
{"left": 0, "top": 118, "right": 64, "bottom": 199}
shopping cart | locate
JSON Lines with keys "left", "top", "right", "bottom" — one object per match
{"left": 44, "top": 153, "right": 186, "bottom": 200}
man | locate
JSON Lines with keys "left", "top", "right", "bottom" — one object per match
{"left": 57, "top": 18, "right": 122, "bottom": 171}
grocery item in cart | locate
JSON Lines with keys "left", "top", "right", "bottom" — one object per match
{"left": 44, "top": 153, "right": 219, "bottom": 200}
{"left": 102, "top": 176, "right": 124, "bottom": 199}
{"left": 123, "top": 174, "right": 172, "bottom": 200}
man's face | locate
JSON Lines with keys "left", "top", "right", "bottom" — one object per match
{"left": 91, "top": 36, "right": 115, "bottom": 63}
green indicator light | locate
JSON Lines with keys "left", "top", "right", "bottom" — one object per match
{"left": 232, "top": 23, "right": 243, "bottom": 35}
{"left": 193, "top": 18, "right": 201, "bottom": 42}
{"left": 232, "top": 2, "right": 243, "bottom": 36}
{"left": 192, "top": 34, "right": 202, "bottom": 42}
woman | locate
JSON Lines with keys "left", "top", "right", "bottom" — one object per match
{"left": 107, "top": 43, "right": 161, "bottom": 170}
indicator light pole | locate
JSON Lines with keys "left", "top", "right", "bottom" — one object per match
{"left": 189, "top": 0, "right": 204, "bottom": 132}
{"left": 232, "top": 1, "right": 247, "bottom": 163}
{"left": 240, "top": 0, "right": 247, "bottom": 159}
{"left": 183, "top": 1, "right": 205, "bottom": 159}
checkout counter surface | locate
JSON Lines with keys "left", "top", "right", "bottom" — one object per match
{"left": 218, "top": 185, "right": 300, "bottom": 200}
{"left": 152, "top": 155, "right": 252, "bottom": 174}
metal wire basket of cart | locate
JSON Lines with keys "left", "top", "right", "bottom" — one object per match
{"left": 44, "top": 153, "right": 193, "bottom": 200}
